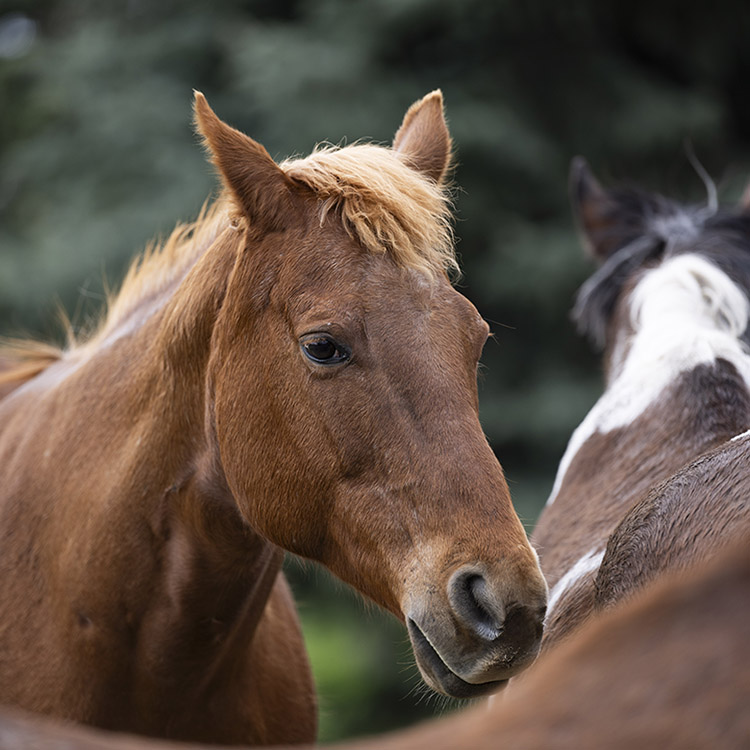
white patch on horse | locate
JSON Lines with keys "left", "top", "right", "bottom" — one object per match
{"left": 546, "top": 548, "right": 605, "bottom": 617}
{"left": 547, "top": 254, "right": 750, "bottom": 506}
{"left": 731, "top": 428, "right": 750, "bottom": 442}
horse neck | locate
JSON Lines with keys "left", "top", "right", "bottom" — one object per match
{"left": 109, "top": 224, "right": 279, "bottom": 559}
{"left": 98, "top": 227, "right": 297, "bottom": 699}
{"left": 0, "top": 225, "right": 284, "bottom": 689}
{"left": 93, "top": 227, "right": 239, "bottom": 488}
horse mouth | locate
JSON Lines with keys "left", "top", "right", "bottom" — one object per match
{"left": 406, "top": 618, "right": 509, "bottom": 699}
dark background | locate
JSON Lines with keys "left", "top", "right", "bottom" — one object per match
{"left": 2, "top": 0, "right": 749, "bottom": 741}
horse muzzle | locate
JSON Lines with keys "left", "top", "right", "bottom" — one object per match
{"left": 404, "top": 564, "right": 547, "bottom": 698}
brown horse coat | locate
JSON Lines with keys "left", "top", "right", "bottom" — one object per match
{"left": 595, "top": 430, "right": 750, "bottom": 607}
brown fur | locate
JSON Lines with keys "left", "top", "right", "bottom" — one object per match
{"left": 0, "top": 92, "right": 546, "bottom": 744}
{"left": 356, "top": 536, "right": 750, "bottom": 750}
{"left": 1, "top": 538, "right": 748, "bottom": 749}
{"left": 596, "top": 429, "right": 750, "bottom": 607}
{"left": 536, "top": 360, "right": 750, "bottom": 644}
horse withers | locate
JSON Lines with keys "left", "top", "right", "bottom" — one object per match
{"left": 0, "top": 92, "right": 547, "bottom": 743}
{"left": 533, "top": 159, "right": 750, "bottom": 647}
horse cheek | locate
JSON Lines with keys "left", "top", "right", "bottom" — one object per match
{"left": 211, "top": 349, "right": 331, "bottom": 556}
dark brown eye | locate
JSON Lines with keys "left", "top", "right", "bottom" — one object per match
{"left": 301, "top": 334, "right": 350, "bottom": 365}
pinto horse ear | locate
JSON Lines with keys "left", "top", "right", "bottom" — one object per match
{"left": 393, "top": 90, "right": 453, "bottom": 185}
{"left": 194, "top": 92, "right": 294, "bottom": 229}
{"left": 569, "top": 157, "right": 626, "bottom": 261}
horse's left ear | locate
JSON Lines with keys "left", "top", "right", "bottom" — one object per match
{"left": 569, "top": 157, "right": 626, "bottom": 261}
{"left": 393, "top": 90, "right": 453, "bottom": 185}
{"left": 194, "top": 92, "right": 294, "bottom": 229}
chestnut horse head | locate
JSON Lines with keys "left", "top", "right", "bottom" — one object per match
{"left": 193, "top": 92, "right": 546, "bottom": 696}
{"left": 196, "top": 92, "right": 546, "bottom": 697}
{"left": 184, "top": 91, "right": 549, "bottom": 695}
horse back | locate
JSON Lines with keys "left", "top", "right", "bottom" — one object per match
{"left": 595, "top": 433, "right": 750, "bottom": 608}
{"left": 535, "top": 359, "right": 750, "bottom": 647}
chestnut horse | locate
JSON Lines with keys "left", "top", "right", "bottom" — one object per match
{"left": 533, "top": 159, "right": 750, "bottom": 647}
{"left": 1, "top": 534, "right": 748, "bottom": 749}
{"left": 0, "top": 92, "right": 547, "bottom": 744}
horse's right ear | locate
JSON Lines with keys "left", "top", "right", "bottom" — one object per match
{"left": 194, "top": 92, "right": 293, "bottom": 229}
{"left": 393, "top": 90, "right": 452, "bottom": 185}
{"left": 569, "top": 157, "right": 624, "bottom": 261}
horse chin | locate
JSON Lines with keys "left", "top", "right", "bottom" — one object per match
{"left": 406, "top": 618, "right": 509, "bottom": 699}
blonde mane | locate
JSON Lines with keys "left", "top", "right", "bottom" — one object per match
{"left": 281, "top": 142, "right": 457, "bottom": 278}
{"left": 93, "top": 200, "right": 231, "bottom": 346}
{"left": 0, "top": 139, "right": 456, "bottom": 388}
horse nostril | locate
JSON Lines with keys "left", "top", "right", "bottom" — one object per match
{"left": 448, "top": 570, "right": 505, "bottom": 641}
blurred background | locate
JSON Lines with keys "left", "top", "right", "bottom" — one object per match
{"left": 2, "top": 0, "right": 749, "bottom": 742}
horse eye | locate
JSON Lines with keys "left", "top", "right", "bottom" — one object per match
{"left": 300, "top": 335, "right": 350, "bottom": 366}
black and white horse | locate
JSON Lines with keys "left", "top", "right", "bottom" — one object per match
{"left": 533, "top": 159, "right": 750, "bottom": 647}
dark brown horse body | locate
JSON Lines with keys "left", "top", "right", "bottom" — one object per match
{"left": 0, "top": 93, "right": 546, "bottom": 744}
{"left": 1, "top": 538, "right": 748, "bottom": 749}
{"left": 533, "top": 160, "right": 750, "bottom": 646}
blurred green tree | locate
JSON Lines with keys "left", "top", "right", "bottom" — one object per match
{"left": 1, "top": 0, "right": 749, "bottom": 741}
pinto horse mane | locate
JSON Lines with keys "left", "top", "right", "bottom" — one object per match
{"left": 0, "top": 135, "right": 456, "bottom": 391}
{"left": 573, "top": 186, "right": 750, "bottom": 350}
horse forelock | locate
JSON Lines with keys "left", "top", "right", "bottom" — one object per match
{"left": 280, "top": 142, "right": 458, "bottom": 279}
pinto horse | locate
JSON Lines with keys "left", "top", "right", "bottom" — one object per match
{"left": 0, "top": 535, "right": 748, "bottom": 749}
{"left": 533, "top": 159, "right": 750, "bottom": 647}
{"left": 0, "top": 92, "right": 547, "bottom": 744}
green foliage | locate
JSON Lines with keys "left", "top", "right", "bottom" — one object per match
{"left": 2, "top": 0, "right": 749, "bottom": 741}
